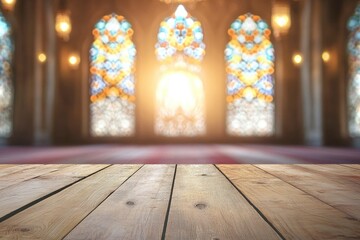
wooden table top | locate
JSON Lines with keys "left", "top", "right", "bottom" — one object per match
{"left": 0, "top": 164, "right": 359, "bottom": 239}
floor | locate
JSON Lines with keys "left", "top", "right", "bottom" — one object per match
{"left": 0, "top": 164, "right": 359, "bottom": 239}
{"left": 1, "top": 144, "right": 360, "bottom": 164}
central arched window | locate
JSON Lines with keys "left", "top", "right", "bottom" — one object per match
{"left": 89, "top": 14, "right": 136, "bottom": 137}
{"left": 225, "top": 13, "right": 275, "bottom": 136}
{"left": 0, "top": 10, "right": 14, "bottom": 138}
{"left": 347, "top": 4, "right": 360, "bottom": 137}
{"left": 155, "top": 5, "right": 206, "bottom": 137}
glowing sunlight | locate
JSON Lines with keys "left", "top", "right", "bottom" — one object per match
{"left": 155, "top": 71, "right": 205, "bottom": 136}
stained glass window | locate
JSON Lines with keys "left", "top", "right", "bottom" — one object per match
{"left": 155, "top": 5, "right": 206, "bottom": 136}
{"left": 0, "top": 10, "right": 14, "bottom": 138}
{"left": 347, "top": 5, "right": 360, "bottom": 137}
{"left": 225, "top": 13, "right": 275, "bottom": 136}
{"left": 89, "top": 14, "right": 136, "bottom": 137}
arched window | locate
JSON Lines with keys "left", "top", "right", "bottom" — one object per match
{"left": 0, "top": 10, "right": 14, "bottom": 138}
{"left": 155, "top": 5, "right": 206, "bottom": 136}
{"left": 347, "top": 5, "right": 360, "bottom": 137}
{"left": 89, "top": 14, "right": 136, "bottom": 137}
{"left": 225, "top": 13, "right": 275, "bottom": 136}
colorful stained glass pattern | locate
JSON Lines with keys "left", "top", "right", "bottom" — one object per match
{"left": 0, "top": 11, "right": 13, "bottom": 138}
{"left": 225, "top": 13, "right": 275, "bottom": 136}
{"left": 155, "top": 5, "right": 206, "bottom": 136}
{"left": 347, "top": 5, "right": 360, "bottom": 137}
{"left": 89, "top": 14, "right": 136, "bottom": 137}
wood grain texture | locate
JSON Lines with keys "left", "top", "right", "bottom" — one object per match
{"left": 218, "top": 164, "right": 360, "bottom": 240}
{"left": 341, "top": 164, "right": 360, "bottom": 170}
{"left": 0, "top": 164, "right": 359, "bottom": 240}
{"left": 0, "top": 164, "right": 109, "bottom": 219}
{"left": 65, "top": 164, "right": 175, "bottom": 240}
{"left": 0, "top": 165, "right": 17, "bottom": 170}
{"left": 0, "top": 165, "right": 141, "bottom": 240}
{"left": 0, "top": 165, "right": 38, "bottom": 178}
{"left": 165, "top": 165, "right": 280, "bottom": 240}
{"left": 0, "top": 164, "right": 68, "bottom": 190}
{"left": 257, "top": 164, "right": 360, "bottom": 220}
{"left": 296, "top": 164, "right": 360, "bottom": 185}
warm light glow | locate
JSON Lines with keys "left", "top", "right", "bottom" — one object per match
{"left": 157, "top": 71, "right": 202, "bottom": 111}
{"left": 55, "top": 12, "right": 71, "bottom": 41}
{"left": 68, "top": 53, "right": 80, "bottom": 68}
{"left": 292, "top": 53, "right": 302, "bottom": 65}
{"left": 1, "top": 0, "right": 16, "bottom": 11}
{"left": 272, "top": 1, "right": 291, "bottom": 37}
{"left": 59, "top": 22, "right": 70, "bottom": 32}
{"left": 273, "top": 15, "right": 289, "bottom": 28}
{"left": 155, "top": 5, "right": 206, "bottom": 136}
{"left": 38, "top": 53, "right": 46, "bottom": 63}
{"left": 160, "top": 0, "right": 204, "bottom": 3}
{"left": 322, "top": 51, "right": 330, "bottom": 62}
{"left": 155, "top": 70, "right": 206, "bottom": 136}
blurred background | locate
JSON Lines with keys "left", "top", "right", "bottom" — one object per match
{"left": 0, "top": 0, "right": 359, "bottom": 148}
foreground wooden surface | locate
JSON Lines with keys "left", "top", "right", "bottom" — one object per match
{"left": 0, "top": 164, "right": 359, "bottom": 239}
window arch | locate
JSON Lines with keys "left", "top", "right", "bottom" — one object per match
{"left": 0, "top": 10, "right": 14, "bottom": 138}
{"left": 225, "top": 13, "right": 275, "bottom": 136}
{"left": 347, "top": 5, "right": 360, "bottom": 137}
{"left": 155, "top": 5, "right": 206, "bottom": 136}
{"left": 89, "top": 13, "right": 136, "bottom": 137}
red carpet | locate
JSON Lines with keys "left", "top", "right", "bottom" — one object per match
{"left": 0, "top": 145, "right": 360, "bottom": 164}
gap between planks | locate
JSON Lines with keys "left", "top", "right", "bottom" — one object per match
{"left": 65, "top": 165, "right": 175, "bottom": 240}
{"left": 0, "top": 164, "right": 110, "bottom": 222}
{"left": 1, "top": 164, "right": 359, "bottom": 240}
{"left": 164, "top": 165, "right": 281, "bottom": 240}
{"left": 161, "top": 164, "right": 178, "bottom": 240}
{"left": 214, "top": 164, "right": 286, "bottom": 240}
{"left": 0, "top": 165, "right": 70, "bottom": 191}
{"left": 256, "top": 164, "right": 360, "bottom": 220}
{"left": 217, "top": 164, "right": 360, "bottom": 240}
{"left": 0, "top": 165, "right": 142, "bottom": 239}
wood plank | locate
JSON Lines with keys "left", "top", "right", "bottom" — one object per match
{"left": 0, "top": 165, "right": 141, "bottom": 239}
{"left": 0, "top": 165, "right": 39, "bottom": 178}
{"left": 0, "top": 164, "right": 109, "bottom": 220}
{"left": 297, "top": 164, "right": 360, "bottom": 185}
{"left": 165, "top": 165, "right": 280, "bottom": 240}
{"left": 65, "top": 164, "right": 175, "bottom": 240}
{"left": 0, "top": 165, "right": 17, "bottom": 170}
{"left": 342, "top": 164, "right": 360, "bottom": 170}
{"left": 258, "top": 164, "right": 360, "bottom": 220}
{"left": 0, "top": 164, "right": 69, "bottom": 190}
{"left": 218, "top": 164, "right": 360, "bottom": 240}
